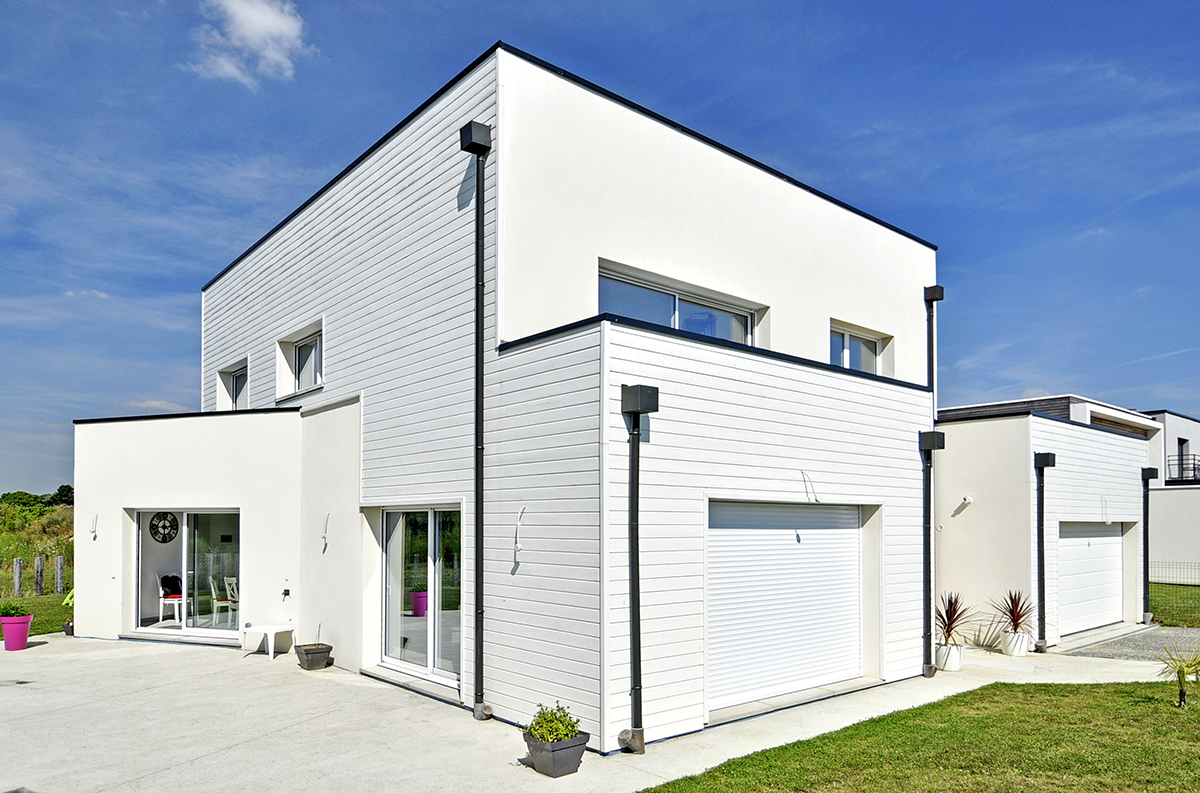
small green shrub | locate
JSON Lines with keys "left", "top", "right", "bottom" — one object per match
{"left": 0, "top": 602, "right": 31, "bottom": 618}
{"left": 1154, "top": 644, "right": 1200, "bottom": 707}
{"left": 526, "top": 701, "right": 581, "bottom": 743}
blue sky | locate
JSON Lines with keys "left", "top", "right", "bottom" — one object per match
{"left": 2, "top": 1, "right": 1197, "bottom": 492}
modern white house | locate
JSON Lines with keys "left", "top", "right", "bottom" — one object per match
{"left": 74, "top": 43, "right": 943, "bottom": 753}
{"left": 1141, "top": 409, "right": 1200, "bottom": 578}
{"left": 934, "top": 395, "right": 1160, "bottom": 647}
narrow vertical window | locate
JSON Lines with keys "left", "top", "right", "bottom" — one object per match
{"left": 294, "top": 335, "right": 322, "bottom": 391}
{"left": 230, "top": 369, "right": 248, "bottom": 411}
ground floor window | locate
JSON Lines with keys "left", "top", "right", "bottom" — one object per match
{"left": 383, "top": 508, "right": 461, "bottom": 680}
{"left": 138, "top": 511, "right": 239, "bottom": 634}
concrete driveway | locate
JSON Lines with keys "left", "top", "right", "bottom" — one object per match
{"left": 2, "top": 631, "right": 1164, "bottom": 793}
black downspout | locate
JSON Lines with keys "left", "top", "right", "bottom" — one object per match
{"left": 619, "top": 385, "right": 658, "bottom": 754}
{"left": 460, "top": 121, "right": 492, "bottom": 720}
{"left": 919, "top": 431, "right": 944, "bottom": 677}
{"left": 921, "top": 285, "right": 943, "bottom": 680}
{"left": 1143, "top": 467, "right": 1158, "bottom": 623}
{"left": 1033, "top": 453, "right": 1055, "bottom": 653}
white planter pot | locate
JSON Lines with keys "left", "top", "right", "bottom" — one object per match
{"left": 935, "top": 643, "right": 964, "bottom": 671}
{"left": 1000, "top": 631, "right": 1030, "bottom": 657}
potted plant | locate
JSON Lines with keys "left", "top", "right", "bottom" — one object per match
{"left": 523, "top": 701, "right": 589, "bottom": 778}
{"left": 935, "top": 591, "right": 974, "bottom": 671}
{"left": 0, "top": 603, "right": 34, "bottom": 651}
{"left": 294, "top": 642, "right": 333, "bottom": 670}
{"left": 990, "top": 590, "right": 1034, "bottom": 656}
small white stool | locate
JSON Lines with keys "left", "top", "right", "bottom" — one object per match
{"left": 242, "top": 624, "right": 294, "bottom": 659}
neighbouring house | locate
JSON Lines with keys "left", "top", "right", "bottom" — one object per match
{"left": 1141, "top": 409, "right": 1200, "bottom": 581}
{"left": 74, "top": 42, "right": 942, "bottom": 752}
{"left": 934, "top": 395, "right": 1160, "bottom": 646}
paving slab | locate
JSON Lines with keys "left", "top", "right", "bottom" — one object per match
{"left": 0, "top": 634, "right": 1165, "bottom": 793}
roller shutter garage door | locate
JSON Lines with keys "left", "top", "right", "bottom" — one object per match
{"left": 707, "top": 501, "right": 862, "bottom": 712}
{"left": 1058, "top": 522, "right": 1123, "bottom": 636}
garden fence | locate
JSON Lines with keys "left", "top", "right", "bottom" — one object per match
{"left": 1149, "top": 561, "right": 1200, "bottom": 627}
{"left": 0, "top": 555, "right": 68, "bottom": 599}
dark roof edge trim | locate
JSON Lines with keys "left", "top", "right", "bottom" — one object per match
{"left": 203, "top": 40, "right": 937, "bottom": 293}
{"left": 499, "top": 313, "right": 932, "bottom": 393}
{"left": 74, "top": 407, "right": 301, "bottom": 426}
{"left": 202, "top": 42, "right": 507, "bottom": 293}
{"left": 1142, "top": 408, "right": 1200, "bottom": 425}
{"left": 498, "top": 42, "right": 936, "bottom": 251}
{"left": 936, "top": 410, "right": 1150, "bottom": 441}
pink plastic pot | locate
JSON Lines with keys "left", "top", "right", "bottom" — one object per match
{"left": 410, "top": 591, "right": 428, "bottom": 617}
{"left": 1, "top": 614, "right": 34, "bottom": 651}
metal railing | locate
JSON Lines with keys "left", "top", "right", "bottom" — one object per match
{"left": 1167, "top": 454, "right": 1200, "bottom": 482}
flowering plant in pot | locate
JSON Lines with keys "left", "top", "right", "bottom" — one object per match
{"left": 934, "top": 592, "right": 974, "bottom": 671}
{"left": 990, "top": 590, "right": 1034, "bottom": 656}
{"left": 0, "top": 602, "right": 35, "bottom": 651}
{"left": 523, "top": 701, "right": 589, "bottom": 778}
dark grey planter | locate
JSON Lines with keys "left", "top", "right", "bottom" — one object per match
{"left": 294, "top": 643, "right": 332, "bottom": 670}
{"left": 523, "top": 731, "right": 589, "bottom": 778}
{"left": 63, "top": 622, "right": 74, "bottom": 636}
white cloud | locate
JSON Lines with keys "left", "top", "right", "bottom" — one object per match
{"left": 123, "top": 399, "right": 192, "bottom": 414}
{"left": 185, "top": 0, "right": 315, "bottom": 90}
{"left": 63, "top": 289, "right": 109, "bottom": 299}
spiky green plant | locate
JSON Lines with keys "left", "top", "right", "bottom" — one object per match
{"left": 989, "top": 590, "right": 1034, "bottom": 635}
{"left": 935, "top": 592, "right": 975, "bottom": 647}
{"left": 1153, "top": 644, "right": 1200, "bottom": 707}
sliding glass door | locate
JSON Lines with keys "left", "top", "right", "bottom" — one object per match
{"left": 137, "top": 510, "right": 239, "bottom": 635}
{"left": 384, "top": 508, "right": 461, "bottom": 679}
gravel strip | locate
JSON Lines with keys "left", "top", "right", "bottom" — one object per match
{"left": 1068, "top": 626, "right": 1200, "bottom": 660}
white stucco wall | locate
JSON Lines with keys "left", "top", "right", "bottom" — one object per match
{"left": 1149, "top": 485, "right": 1200, "bottom": 566}
{"left": 74, "top": 411, "right": 302, "bottom": 639}
{"left": 496, "top": 49, "right": 937, "bottom": 383}
{"left": 934, "top": 416, "right": 1033, "bottom": 622}
{"left": 298, "top": 397, "right": 364, "bottom": 670}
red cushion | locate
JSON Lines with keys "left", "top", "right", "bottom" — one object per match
{"left": 164, "top": 594, "right": 183, "bottom": 600}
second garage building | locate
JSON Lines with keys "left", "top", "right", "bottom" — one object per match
{"left": 934, "top": 395, "right": 1159, "bottom": 647}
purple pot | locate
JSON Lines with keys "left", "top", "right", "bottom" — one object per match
{"left": 410, "top": 591, "right": 428, "bottom": 617}
{"left": 1, "top": 614, "right": 34, "bottom": 651}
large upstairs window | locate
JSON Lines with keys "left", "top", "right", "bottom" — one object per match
{"left": 599, "top": 275, "right": 751, "bottom": 345}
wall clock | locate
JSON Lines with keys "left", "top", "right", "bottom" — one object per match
{"left": 149, "top": 512, "right": 179, "bottom": 544}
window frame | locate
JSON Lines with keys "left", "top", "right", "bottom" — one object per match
{"left": 293, "top": 333, "right": 322, "bottom": 393}
{"left": 230, "top": 368, "right": 248, "bottom": 411}
{"left": 598, "top": 273, "right": 755, "bottom": 346}
{"left": 830, "top": 327, "right": 881, "bottom": 375}
{"left": 216, "top": 358, "right": 249, "bottom": 412}
{"left": 275, "top": 318, "right": 325, "bottom": 402}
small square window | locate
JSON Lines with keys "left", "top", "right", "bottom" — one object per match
{"left": 830, "top": 328, "right": 880, "bottom": 375}
{"left": 217, "top": 359, "right": 249, "bottom": 411}
{"left": 276, "top": 319, "right": 325, "bottom": 401}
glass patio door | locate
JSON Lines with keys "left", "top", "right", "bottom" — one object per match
{"left": 384, "top": 509, "right": 461, "bottom": 679}
{"left": 186, "top": 513, "right": 240, "bottom": 633}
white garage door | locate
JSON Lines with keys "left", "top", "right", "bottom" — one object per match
{"left": 1059, "top": 522, "right": 1123, "bottom": 636}
{"left": 707, "top": 501, "right": 862, "bottom": 712}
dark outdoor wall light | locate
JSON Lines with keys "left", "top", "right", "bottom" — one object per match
{"left": 460, "top": 120, "right": 492, "bottom": 721}
{"left": 619, "top": 384, "right": 658, "bottom": 754}
{"left": 1033, "top": 452, "right": 1056, "bottom": 653}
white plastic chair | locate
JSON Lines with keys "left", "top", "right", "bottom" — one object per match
{"left": 157, "top": 574, "right": 183, "bottom": 623}
{"left": 211, "top": 576, "right": 232, "bottom": 626}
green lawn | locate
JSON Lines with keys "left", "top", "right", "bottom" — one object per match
{"left": 644, "top": 682, "right": 1200, "bottom": 792}
{"left": 0, "top": 592, "right": 73, "bottom": 637}
{"left": 1151, "top": 582, "right": 1200, "bottom": 628}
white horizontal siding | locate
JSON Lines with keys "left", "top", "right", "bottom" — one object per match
{"left": 474, "top": 326, "right": 603, "bottom": 738}
{"left": 1030, "top": 417, "right": 1147, "bottom": 644}
{"left": 602, "top": 322, "right": 931, "bottom": 744}
{"left": 201, "top": 54, "right": 498, "bottom": 510}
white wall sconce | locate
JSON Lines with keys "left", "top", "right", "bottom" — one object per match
{"left": 950, "top": 496, "right": 973, "bottom": 518}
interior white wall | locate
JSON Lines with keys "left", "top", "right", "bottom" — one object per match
{"left": 496, "top": 50, "right": 937, "bottom": 383}
{"left": 298, "top": 398, "right": 363, "bottom": 669}
{"left": 74, "top": 412, "right": 302, "bottom": 639}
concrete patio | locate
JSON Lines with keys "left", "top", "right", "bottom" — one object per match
{"left": 0, "top": 627, "right": 1168, "bottom": 793}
